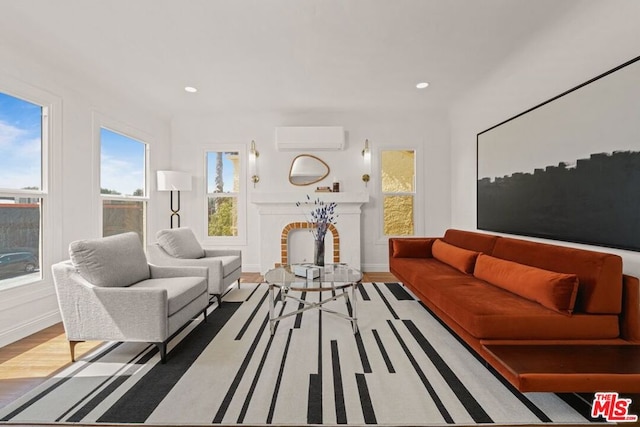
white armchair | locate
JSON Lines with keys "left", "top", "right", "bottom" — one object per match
{"left": 147, "top": 227, "right": 242, "bottom": 305}
{"left": 52, "top": 232, "right": 209, "bottom": 363}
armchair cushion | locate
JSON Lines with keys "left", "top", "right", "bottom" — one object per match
{"left": 156, "top": 227, "right": 205, "bottom": 259}
{"left": 131, "top": 277, "right": 207, "bottom": 316}
{"left": 69, "top": 232, "right": 150, "bottom": 288}
{"left": 217, "top": 255, "right": 243, "bottom": 277}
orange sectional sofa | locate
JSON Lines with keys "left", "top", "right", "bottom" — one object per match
{"left": 389, "top": 229, "right": 640, "bottom": 392}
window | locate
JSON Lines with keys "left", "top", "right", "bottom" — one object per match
{"left": 100, "top": 127, "right": 147, "bottom": 243}
{"left": 0, "top": 91, "right": 46, "bottom": 286}
{"left": 381, "top": 149, "right": 416, "bottom": 236}
{"left": 206, "top": 151, "right": 240, "bottom": 238}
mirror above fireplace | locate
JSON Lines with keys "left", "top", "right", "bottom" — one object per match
{"left": 288, "top": 154, "right": 330, "bottom": 186}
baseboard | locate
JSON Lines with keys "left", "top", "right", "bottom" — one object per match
{"left": 361, "top": 263, "right": 389, "bottom": 272}
{"left": 242, "top": 263, "right": 262, "bottom": 273}
{"left": 0, "top": 309, "right": 61, "bottom": 348}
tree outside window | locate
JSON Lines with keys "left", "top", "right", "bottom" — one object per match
{"left": 207, "top": 151, "right": 239, "bottom": 237}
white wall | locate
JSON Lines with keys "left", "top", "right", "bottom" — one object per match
{"left": 170, "top": 109, "right": 451, "bottom": 272}
{"left": 449, "top": 1, "right": 640, "bottom": 276}
{"left": 0, "top": 38, "right": 171, "bottom": 346}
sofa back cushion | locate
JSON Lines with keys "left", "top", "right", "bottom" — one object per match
{"left": 392, "top": 238, "right": 434, "bottom": 258}
{"left": 156, "top": 227, "right": 205, "bottom": 259}
{"left": 491, "top": 237, "right": 622, "bottom": 314}
{"left": 443, "top": 229, "right": 499, "bottom": 254}
{"left": 69, "top": 232, "right": 150, "bottom": 288}
{"left": 474, "top": 254, "right": 579, "bottom": 315}
{"left": 432, "top": 239, "right": 480, "bottom": 274}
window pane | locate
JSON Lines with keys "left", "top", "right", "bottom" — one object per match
{"left": 103, "top": 200, "right": 145, "bottom": 243}
{"left": 383, "top": 195, "right": 414, "bottom": 236}
{"left": 100, "top": 128, "right": 145, "bottom": 197}
{"left": 208, "top": 196, "right": 238, "bottom": 236}
{"left": 381, "top": 150, "right": 415, "bottom": 193}
{"left": 207, "top": 151, "right": 240, "bottom": 194}
{"left": 0, "top": 197, "right": 41, "bottom": 281}
{"left": 0, "top": 92, "right": 42, "bottom": 190}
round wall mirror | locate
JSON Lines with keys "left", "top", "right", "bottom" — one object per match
{"left": 289, "top": 154, "right": 330, "bottom": 186}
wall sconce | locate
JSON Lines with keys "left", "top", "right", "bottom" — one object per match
{"left": 157, "top": 170, "right": 192, "bottom": 229}
{"left": 362, "top": 139, "right": 371, "bottom": 185}
{"left": 249, "top": 140, "right": 260, "bottom": 187}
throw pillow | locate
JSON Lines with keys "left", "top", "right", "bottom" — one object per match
{"left": 156, "top": 227, "right": 205, "bottom": 259}
{"left": 392, "top": 239, "right": 433, "bottom": 258}
{"left": 69, "top": 232, "right": 150, "bottom": 287}
{"left": 431, "top": 239, "right": 480, "bottom": 274}
{"left": 474, "top": 254, "right": 579, "bottom": 315}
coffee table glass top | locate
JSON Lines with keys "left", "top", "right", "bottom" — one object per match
{"left": 264, "top": 263, "right": 362, "bottom": 292}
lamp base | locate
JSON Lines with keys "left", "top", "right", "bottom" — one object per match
{"left": 170, "top": 190, "right": 181, "bottom": 228}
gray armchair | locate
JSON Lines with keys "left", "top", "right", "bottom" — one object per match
{"left": 51, "top": 232, "right": 209, "bottom": 363}
{"left": 147, "top": 227, "right": 242, "bottom": 305}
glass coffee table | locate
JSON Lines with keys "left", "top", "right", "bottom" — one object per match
{"left": 264, "top": 263, "right": 362, "bottom": 335}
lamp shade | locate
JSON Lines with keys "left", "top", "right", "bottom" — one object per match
{"left": 157, "top": 171, "right": 192, "bottom": 191}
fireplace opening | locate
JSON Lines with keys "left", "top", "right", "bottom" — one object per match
{"left": 280, "top": 222, "right": 339, "bottom": 266}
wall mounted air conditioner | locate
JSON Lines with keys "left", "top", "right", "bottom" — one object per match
{"left": 275, "top": 126, "right": 345, "bottom": 151}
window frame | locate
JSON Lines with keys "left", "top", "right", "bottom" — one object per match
{"left": 0, "top": 82, "right": 61, "bottom": 291}
{"left": 203, "top": 145, "right": 247, "bottom": 246}
{"left": 376, "top": 146, "right": 423, "bottom": 244}
{"left": 94, "top": 116, "right": 150, "bottom": 245}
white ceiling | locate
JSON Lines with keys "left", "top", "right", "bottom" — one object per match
{"left": 0, "top": 0, "right": 586, "bottom": 119}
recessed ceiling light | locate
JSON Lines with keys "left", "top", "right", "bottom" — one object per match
{"left": 184, "top": 86, "right": 198, "bottom": 93}
{"left": 416, "top": 82, "right": 429, "bottom": 89}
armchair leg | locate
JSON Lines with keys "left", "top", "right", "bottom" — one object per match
{"left": 237, "top": 279, "right": 241, "bottom": 289}
{"left": 69, "top": 340, "right": 84, "bottom": 362}
{"left": 203, "top": 308, "right": 208, "bottom": 323}
{"left": 216, "top": 294, "right": 222, "bottom": 306}
{"left": 154, "top": 342, "right": 167, "bottom": 363}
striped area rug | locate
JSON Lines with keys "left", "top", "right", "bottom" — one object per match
{"left": 0, "top": 283, "right": 598, "bottom": 425}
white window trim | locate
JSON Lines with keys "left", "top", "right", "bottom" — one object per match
{"left": 0, "top": 79, "right": 62, "bottom": 292}
{"left": 375, "top": 146, "right": 424, "bottom": 244}
{"left": 202, "top": 145, "right": 247, "bottom": 246}
{"left": 93, "top": 113, "right": 151, "bottom": 245}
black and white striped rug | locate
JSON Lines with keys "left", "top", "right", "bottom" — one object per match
{"left": 0, "top": 283, "right": 598, "bottom": 425}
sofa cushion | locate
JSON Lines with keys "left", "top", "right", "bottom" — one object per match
{"left": 491, "top": 236, "right": 623, "bottom": 314}
{"left": 69, "top": 232, "right": 150, "bottom": 288}
{"left": 432, "top": 239, "right": 479, "bottom": 274}
{"left": 392, "top": 238, "right": 433, "bottom": 258}
{"left": 131, "top": 276, "right": 207, "bottom": 316}
{"left": 156, "top": 227, "right": 205, "bottom": 259}
{"left": 474, "top": 254, "right": 579, "bottom": 315}
{"left": 218, "top": 255, "right": 242, "bottom": 277}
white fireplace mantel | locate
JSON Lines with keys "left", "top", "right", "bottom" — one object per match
{"left": 251, "top": 192, "right": 369, "bottom": 205}
{"left": 251, "top": 192, "right": 369, "bottom": 272}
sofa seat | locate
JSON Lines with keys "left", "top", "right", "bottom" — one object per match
{"left": 405, "top": 258, "right": 620, "bottom": 340}
{"left": 391, "top": 258, "right": 473, "bottom": 291}
{"left": 436, "top": 282, "right": 620, "bottom": 340}
{"left": 132, "top": 277, "right": 208, "bottom": 316}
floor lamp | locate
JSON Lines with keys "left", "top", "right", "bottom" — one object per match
{"left": 157, "top": 171, "right": 192, "bottom": 229}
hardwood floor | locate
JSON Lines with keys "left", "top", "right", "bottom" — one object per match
{"left": 0, "top": 271, "right": 397, "bottom": 409}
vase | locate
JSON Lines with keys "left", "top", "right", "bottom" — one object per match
{"left": 314, "top": 237, "right": 325, "bottom": 266}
